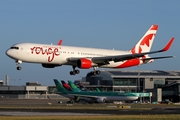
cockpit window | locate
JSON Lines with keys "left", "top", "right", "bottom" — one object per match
{"left": 10, "top": 47, "right": 19, "bottom": 50}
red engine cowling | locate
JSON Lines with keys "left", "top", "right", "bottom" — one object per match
{"left": 77, "top": 58, "right": 92, "bottom": 69}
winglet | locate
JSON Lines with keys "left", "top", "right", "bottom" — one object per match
{"left": 161, "top": 37, "right": 174, "bottom": 52}
{"left": 58, "top": 40, "right": 62, "bottom": 45}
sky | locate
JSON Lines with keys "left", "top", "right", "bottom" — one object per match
{"left": 0, "top": 0, "right": 180, "bottom": 86}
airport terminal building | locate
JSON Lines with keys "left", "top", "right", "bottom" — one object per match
{"left": 81, "top": 70, "right": 180, "bottom": 102}
{"left": 0, "top": 70, "right": 180, "bottom": 102}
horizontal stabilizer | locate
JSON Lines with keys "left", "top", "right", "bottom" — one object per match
{"left": 90, "top": 37, "right": 175, "bottom": 63}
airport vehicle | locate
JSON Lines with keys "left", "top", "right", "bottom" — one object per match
{"left": 6, "top": 25, "right": 174, "bottom": 75}
{"left": 54, "top": 79, "right": 138, "bottom": 103}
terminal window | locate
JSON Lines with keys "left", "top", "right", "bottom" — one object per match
{"left": 113, "top": 78, "right": 137, "bottom": 86}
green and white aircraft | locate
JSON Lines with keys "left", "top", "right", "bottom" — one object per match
{"left": 68, "top": 81, "right": 81, "bottom": 92}
{"left": 54, "top": 79, "right": 138, "bottom": 103}
{"left": 68, "top": 80, "right": 100, "bottom": 92}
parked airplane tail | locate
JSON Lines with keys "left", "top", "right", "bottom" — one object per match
{"left": 68, "top": 81, "right": 81, "bottom": 92}
{"left": 53, "top": 79, "right": 68, "bottom": 93}
{"left": 96, "top": 88, "right": 101, "bottom": 92}
{"left": 61, "top": 80, "right": 73, "bottom": 91}
{"left": 77, "top": 82, "right": 88, "bottom": 91}
{"left": 130, "top": 24, "right": 158, "bottom": 54}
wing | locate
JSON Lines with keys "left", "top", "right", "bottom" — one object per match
{"left": 67, "top": 37, "right": 174, "bottom": 65}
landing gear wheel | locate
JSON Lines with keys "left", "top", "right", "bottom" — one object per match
{"left": 91, "top": 71, "right": 96, "bottom": 76}
{"left": 70, "top": 71, "right": 76, "bottom": 75}
{"left": 16, "top": 60, "right": 22, "bottom": 71}
{"left": 75, "top": 70, "right": 80, "bottom": 74}
{"left": 17, "top": 66, "right": 22, "bottom": 70}
{"left": 96, "top": 70, "right": 100, "bottom": 75}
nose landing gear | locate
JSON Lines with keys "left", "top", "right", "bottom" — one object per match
{"left": 69, "top": 66, "right": 101, "bottom": 76}
{"left": 16, "top": 60, "right": 22, "bottom": 70}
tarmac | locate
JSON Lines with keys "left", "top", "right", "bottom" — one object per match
{"left": 0, "top": 98, "right": 180, "bottom": 116}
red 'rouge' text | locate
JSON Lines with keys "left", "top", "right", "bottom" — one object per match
{"left": 30, "top": 46, "right": 60, "bottom": 62}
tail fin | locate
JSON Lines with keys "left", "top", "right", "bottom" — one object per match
{"left": 61, "top": 80, "right": 73, "bottom": 91}
{"left": 68, "top": 81, "right": 81, "bottom": 92}
{"left": 131, "top": 25, "right": 158, "bottom": 54}
{"left": 96, "top": 88, "right": 101, "bottom": 92}
{"left": 53, "top": 79, "right": 68, "bottom": 93}
{"left": 77, "top": 82, "right": 88, "bottom": 91}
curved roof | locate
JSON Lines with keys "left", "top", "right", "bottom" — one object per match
{"left": 86, "top": 70, "right": 180, "bottom": 78}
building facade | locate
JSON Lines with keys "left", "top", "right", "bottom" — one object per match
{"left": 82, "top": 70, "right": 180, "bottom": 102}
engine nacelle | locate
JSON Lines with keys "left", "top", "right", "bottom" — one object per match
{"left": 77, "top": 58, "right": 92, "bottom": 69}
{"left": 42, "top": 64, "right": 60, "bottom": 68}
{"left": 96, "top": 97, "right": 105, "bottom": 103}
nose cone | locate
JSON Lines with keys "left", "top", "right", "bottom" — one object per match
{"left": 6, "top": 49, "right": 10, "bottom": 57}
{"left": 6, "top": 49, "right": 14, "bottom": 59}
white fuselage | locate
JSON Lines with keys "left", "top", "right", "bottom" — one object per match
{"left": 6, "top": 43, "right": 145, "bottom": 69}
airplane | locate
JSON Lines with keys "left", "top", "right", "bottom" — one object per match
{"left": 76, "top": 81, "right": 88, "bottom": 91}
{"left": 68, "top": 80, "right": 100, "bottom": 92}
{"left": 68, "top": 81, "right": 81, "bottom": 92}
{"left": 54, "top": 79, "right": 138, "bottom": 103}
{"left": 96, "top": 88, "right": 101, "bottom": 92}
{"left": 6, "top": 25, "right": 174, "bottom": 75}
{"left": 61, "top": 80, "right": 94, "bottom": 102}
{"left": 61, "top": 80, "right": 73, "bottom": 91}
{"left": 62, "top": 80, "right": 100, "bottom": 93}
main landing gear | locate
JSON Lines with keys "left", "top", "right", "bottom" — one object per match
{"left": 88, "top": 67, "right": 101, "bottom": 76}
{"left": 89, "top": 70, "right": 101, "bottom": 76}
{"left": 86, "top": 70, "right": 101, "bottom": 77}
{"left": 16, "top": 60, "right": 22, "bottom": 70}
{"left": 70, "top": 66, "right": 80, "bottom": 75}
{"left": 92, "top": 67, "right": 101, "bottom": 75}
{"left": 69, "top": 66, "right": 101, "bottom": 76}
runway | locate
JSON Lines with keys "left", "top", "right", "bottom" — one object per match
{"left": 0, "top": 107, "right": 180, "bottom": 115}
{"left": 0, "top": 98, "right": 180, "bottom": 116}
{"left": 0, "top": 111, "right": 109, "bottom": 116}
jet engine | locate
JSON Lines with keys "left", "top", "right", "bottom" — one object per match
{"left": 96, "top": 98, "right": 105, "bottom": 103}
{"left": 77, "top": 58, "right": 92, "bottom": 69}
